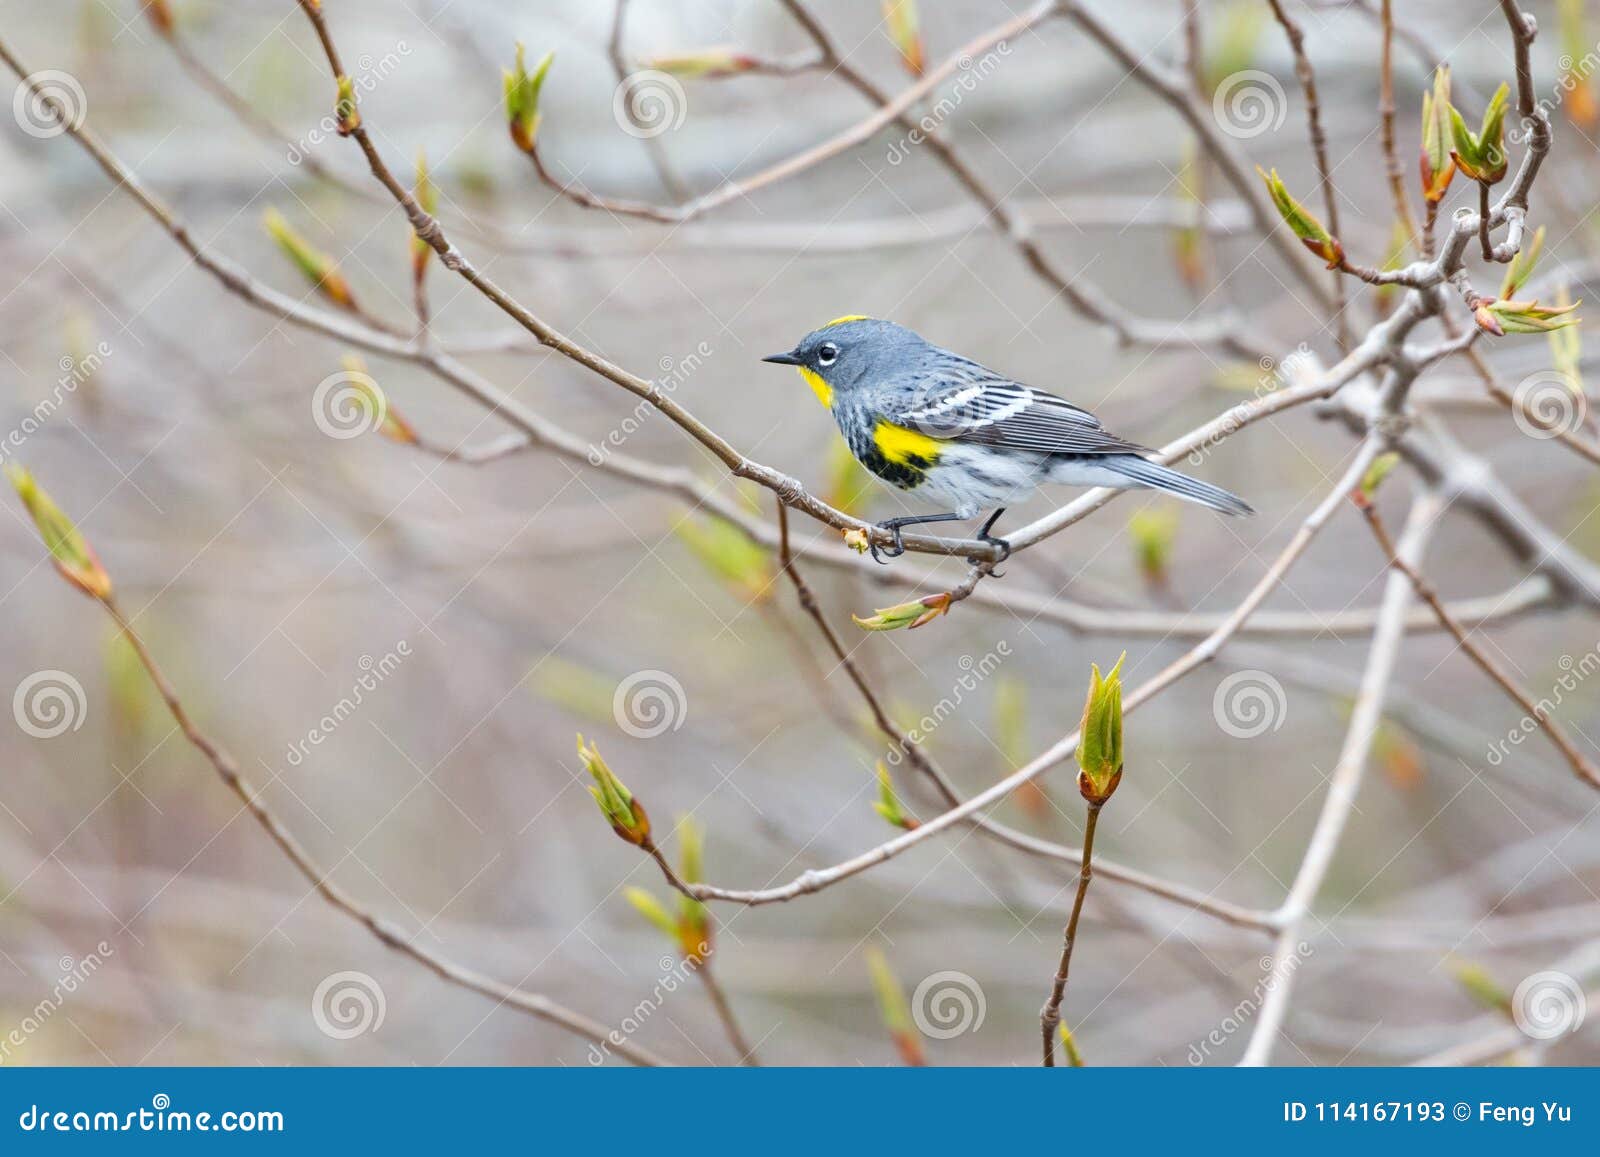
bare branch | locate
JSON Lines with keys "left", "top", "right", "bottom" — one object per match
{"left": 98, "top": 600, "right": 667, "bottom": 1066}
{"left": 1358, "top": 497, "right": 1600, "bottom": 789}
{"left": 1239, "top": 493, "right": 1443, "bottom": 1065}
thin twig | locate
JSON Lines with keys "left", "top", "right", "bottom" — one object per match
{"left": 1358, "top": 498, "right": 1600, "bottom": 789}
{"left": 97, "top": 599, "right": 667, "bottom": 1066}
{"left": 1378, "top": 0, "right": 1419, "bottom": 251}
{"left": 694, "top": 965, "right": 761, "bottom": 1066}
{"left": 1266, "top": 0, "right": 1350, "bottom": 349}
{"left": 1040, "top": 801, "right": 1102, "bottom": 1065}
{"left": 1239, "top": 494, "right": 1443, "bottom": 1065}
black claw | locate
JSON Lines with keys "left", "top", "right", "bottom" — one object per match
{"left": 870, "top": 521, "right": 908, "bottom": 564}
{"left": 970, "top": 534, "right": 1011, "bottom": 576}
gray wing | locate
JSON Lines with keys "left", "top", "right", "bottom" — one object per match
{"left": 887, "top": 361, "right": 1147, "bottom": 456}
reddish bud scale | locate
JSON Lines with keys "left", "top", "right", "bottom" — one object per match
{"left": 611, "top": 798, "right": 651, "bottom": 847}
{"left": 1077, "top": 766, "right": 1122, "bottom": 805}
{"left": 319, "top": 270, "right": 357, "bottom": 311}
{"left": 146, "top": 0, "right": 175, "bottom": 35}
{"left": 910, "top": 592, "right": 951, "bottom": 629}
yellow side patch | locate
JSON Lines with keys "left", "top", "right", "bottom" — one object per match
{"left": 798, "top": 367, "right": 833, "bottom": 408}
{"left": 873, "top": 420, "right": 943, "bottom": 465}
{"left": 824, "top": 314, "right": 872, "bottom": 328}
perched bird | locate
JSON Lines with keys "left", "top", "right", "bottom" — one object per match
{"left": 763, "top": 317, "right": 1254, "bottom": 563}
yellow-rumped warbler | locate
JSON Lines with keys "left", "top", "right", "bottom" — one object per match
{"left": 764, "top": 317, "right": 1253, "bottom": 563}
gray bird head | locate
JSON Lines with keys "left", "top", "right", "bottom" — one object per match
{"left": 762, "top": 317, "right": 925, "bottom": 397}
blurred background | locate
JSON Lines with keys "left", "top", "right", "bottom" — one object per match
{"left": 1, "top": 0, "right": 1598, "bottom": 1066}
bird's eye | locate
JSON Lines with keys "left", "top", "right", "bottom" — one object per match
{"left": 817, "top": 342, "right": 839, "bottom": 366}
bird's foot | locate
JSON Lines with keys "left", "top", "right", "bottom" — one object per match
{"left": 970, "top": 534, "right": 1011, "bottom": 575}
{"left": 869, "top": 521, "right": 909, "bottom": 565}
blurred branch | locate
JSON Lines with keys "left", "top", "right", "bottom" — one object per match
{"left": 607, "top": 0, "right": 692, "bottom": 201}
{"left": 1357, "top": 496, "right": 1600, "bottom": 790}
{"left": 774, "top": 0, "right": 1263, "bottom": 358}
{"left": 523, "top": 0, "right": 1260, "bottom": 356}
{"left": 1377, "top": 0, "right": 1419, "bottom": 250}
{"left": 1239, "top": 492, "right": 1443, "bottom": 1065}
{"left": 1057, "top": 0, "right": 1334, "bottom": 307}
{"left": 93, "top": 599, "right": 667, "bottom": 1066}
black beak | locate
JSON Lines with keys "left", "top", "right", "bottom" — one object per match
{"left": 762, "top": 351, "right": 803, "bottom": 366}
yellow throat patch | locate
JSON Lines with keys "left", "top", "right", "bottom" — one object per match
{"left": 872, "top": 420, "right": 943, "bottom": 465}
{"left": 797, "top": 367, "right": 833, "bottom": 408}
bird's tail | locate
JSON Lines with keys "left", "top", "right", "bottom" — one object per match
{"left": 1102, "top": 454, "right": 1255, "bottom": 516}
